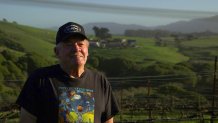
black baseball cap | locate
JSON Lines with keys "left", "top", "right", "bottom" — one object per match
{"left": 56, "top": 22, "right": 88, "bottom": 44}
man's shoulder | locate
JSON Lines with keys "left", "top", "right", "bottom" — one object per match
{"left": 85, "top": 68, "right": 107, "bottom": 79}
{"left": 30, "top": 64, "right": 61, "bottom": 78}
{"left": 86, "top": 68, "right": 103, "bottom": 75}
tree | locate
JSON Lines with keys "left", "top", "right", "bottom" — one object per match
{"left": 98, "top": 57, "right": 139, "bottom": 77}
{"left": 142, "top": 62, "right": 197, "bottom": 87}
{"left": 2, "top": 18, "right": 8, "bottom": 22}
{"left": 23, "top": 52, "right": 52, "bottom": 75}
{"left": 158, "top": 83, "right": 186, "bottom": 96}
{"left": 2, "top": 60, "right": 25, "bottom": 82}
{"left": 92, "top": 26, "right": 111, "bottom": 39}
{"left": 2, "top": 50, "right": 19, "bottom": 62}
{"left": 88, "top": 56, "right": 99, "bottom": 68}
{"left": 0, "top": 61, "right": 11, "bottom": 81}
{"left": 158, "top": 83, "right": 208, "bottom": 104}
{"left": 0, "top": 84, "right": 3, "bottom": 92}
{"left": 12, "top": 21, "right": 18, "bottom": 24}
{"left": 144, "top": 62, "right": 173, "bottom": 76}
{"left": 93, "top": 26, "right": 100, "bottom": 38}
{"left": 154, "top": 35, "right": 163, "bottom": 46}
{"left": 192, "top": 62, "right": 214, "bottom": 87}
{"left": 171, "top": 65, "right": 197, "bottom": 87}
{"left": 0, "top": 36, "right": 25, "bottom": 51}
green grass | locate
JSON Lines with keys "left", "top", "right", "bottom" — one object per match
{"left": 0, "top": 53, "right": 5, "bottom": 64}
{"left": 0, "top": 46, "right": 25, "bottom": 57}
{"left": 5, "top": 118, "right": 19, "bottom": 123}
{"left": 114, "top": 114, "right": 217, "bottom": 123}
{"left": 0, "top": 111, "right": 19, "bottom": 123}
{"left": 0, "top": 21, "right": 56, "bottom": 62}
{"left": 0, "top": 21, "right": 217, "bottom": 66}
{"left": 15, "top": 24, "right": 56, "bottom": 43}
{"left": 0, "top": 22, "right": 190, "bottom": 65}
{"left": 180, "top": 36, "right": 218, "bottom": 60}
{"left": 90, "top": 36, "right": 189, "bottom": 65}
{"left": 181, "top": 36, "right": 218, "bottom": 48}
{"left": 14, "top": 33, "right": 56, "bottom": 61}
{"left": 91, "top": 46, "right": 188, "bottom": 63}
{"left": 0, "top": 21, "right": 56, "bottom": 43}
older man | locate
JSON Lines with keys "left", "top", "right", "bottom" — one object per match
{"left": 16, "top": 22, "right": 119, "bottom": 123}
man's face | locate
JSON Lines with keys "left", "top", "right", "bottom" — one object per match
{"left": 55, "top": 36, "right": 89, "bottom": 68}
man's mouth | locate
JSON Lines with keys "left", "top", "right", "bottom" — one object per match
{"left": 72, "top": 54, "right": 83, "bottom": 58}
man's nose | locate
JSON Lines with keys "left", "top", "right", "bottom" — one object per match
{"left": 72, "top": 43, "right": 80, "bottom": 52}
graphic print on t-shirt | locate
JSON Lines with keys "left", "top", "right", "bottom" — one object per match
{"left": 58, "top": 87, "right": 95, "bottom": 123}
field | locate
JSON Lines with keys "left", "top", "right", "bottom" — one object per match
{"left": 0, "top": 21, "right": 56, "bottom": 61}
{"left": 90, "top": 36, "right": 189, "bottom": 68}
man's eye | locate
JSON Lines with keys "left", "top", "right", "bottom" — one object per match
{"left": 66, "top": 44, "right": 72, "bottom": 46}
{"left": 78, "top": 43, "right": 85, "bottom": 46}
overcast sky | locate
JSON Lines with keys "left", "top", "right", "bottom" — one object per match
{"left": 0, "top": 0, "right": 218, "bottom": 28}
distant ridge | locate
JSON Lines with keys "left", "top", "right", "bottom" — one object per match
{"left": 83, "top": 15, "right": 218, "bottom": 34}
{"left": 83, "top": 22, "right": 150, "bottom": 35}
{"left": 156, "top": 15, "right": 218, "bottom": 33}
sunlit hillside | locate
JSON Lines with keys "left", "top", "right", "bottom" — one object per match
{"left": 0, "top": 21, "right": 218, "bottom": 123}
{"left": 0, "top": 21, "right": 56, "bottom": 62}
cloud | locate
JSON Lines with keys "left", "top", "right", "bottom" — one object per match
{"left": 1, "top": 0, "right": 218, "bottom": 19}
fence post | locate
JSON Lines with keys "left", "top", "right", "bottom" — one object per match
{"left": 120, "top": 89, "right": 123, "bottom": 123}
{"left": 210, "top": 56, "right": 217, "bottom": 123}
{"left": 147, "top": 80, "right": 152, "bottom": 122}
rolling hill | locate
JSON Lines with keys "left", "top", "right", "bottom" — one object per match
{"left": 157, "top": 15, "right": 218, "bottom": 33}
{"left": 1, "top": 21, "right": 217, "bottom": 70}
{"left": 83, "top": 22, "right": 150, "bottom": 35}
{"left": 89, "top": 37, "right": 189, "bottom": 65}
{"left": 0, "top": 21, "right": 190, "bottom": 65}
{"left": 83, "top": 15, "right": 218, "bottom": 34}
{"left": 0, "top": 21, "right": 56, "bottom": 61}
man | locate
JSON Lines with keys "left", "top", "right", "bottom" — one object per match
{"left": 16, "top": 22, "right": 119, "bottom": 123}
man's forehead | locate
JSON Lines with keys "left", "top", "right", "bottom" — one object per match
{"left": 63, "top": 37, "right": 87, "bottom": 43}
{"left": 64, "top": 35, "right": 87, "bottom": 41}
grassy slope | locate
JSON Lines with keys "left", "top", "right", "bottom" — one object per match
{"left": 181, "top": 36, "right": 218, "bottom": 59}
{"left": 0, "top": 46, "right": 25, "bottom": 57}
{"left": 181, "top": 36, "right": 218, "bottom": 48}
{"left": 0, "top": 22, "right": 56, "bottom": 61}
{"left": 0, "top": 22, "right": 190, "bottom": 67}
{"left": 0, "top": 53, "right": 5, "bottom": 64}
{"left": 1, "top": 21, "right": 217, "bottom": 67}
{"left": 90, "top": 36, "right": 189, "bottom": 66}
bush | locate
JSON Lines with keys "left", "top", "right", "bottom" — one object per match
{"left": 98, "top": 57, "right": 139, "bottom": 76}
{"left": 21, "top": 52, "right": 53, "bottom": 74}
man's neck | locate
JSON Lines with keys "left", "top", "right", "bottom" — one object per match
{"left": 69, "top": 68, "right": 85, "bottom": 78}
{"left": 60, "top": 64, "right": 85, "bottom": 78}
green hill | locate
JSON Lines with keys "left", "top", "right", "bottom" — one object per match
{"left": 180, "top": 36, "right": 218, "bottom": 61}
{"left": 1, "top": 21, "right": 217, "bottom": 77}
{"left": 0, "top": 21, "right": 190, "bottom": 66}
{"left": 90, "top": 37, "right": 189, "bottom": 66}
{"left": 0, "top": 21, "right": 56, "bottom": 61}
{"left": 0, "top": 21, "right": 217, "bottom": 76}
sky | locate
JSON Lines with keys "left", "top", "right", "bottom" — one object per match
{"left": 0, "top": 0, "right": 218, "bottom": 29}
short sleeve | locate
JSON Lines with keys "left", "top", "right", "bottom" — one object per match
{"left": 16, "top": 74, "right": 40, "bottom": 116}
{"left": 102, "top": 80, "right": 120, "bottom": 122}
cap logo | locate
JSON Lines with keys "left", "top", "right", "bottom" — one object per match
{"left": 64, "top": 24, "right": 81, "bottom": 33}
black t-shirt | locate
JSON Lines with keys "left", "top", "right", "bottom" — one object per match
{"left": 16, "top": 64, "right": 119, "bottom": 123}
